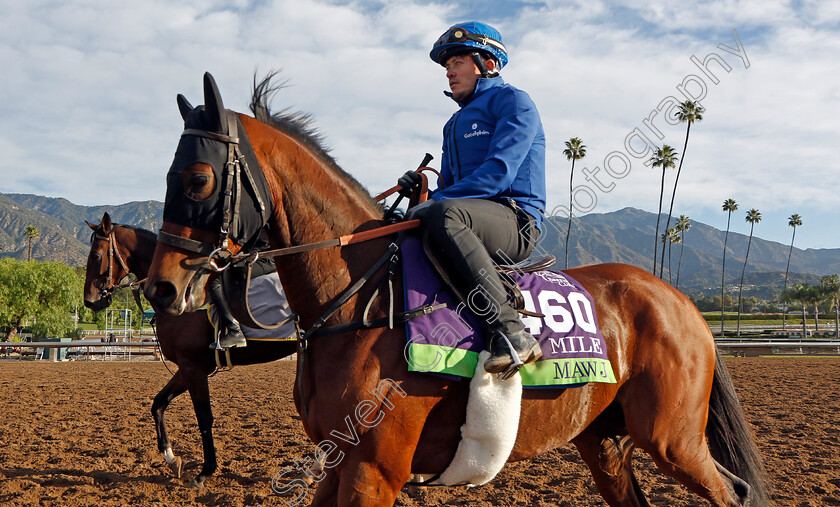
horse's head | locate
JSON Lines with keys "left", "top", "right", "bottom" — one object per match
{"left": 145, "top": 72, "right": 274, "bottom": 315}
{"left": 84, "top": 212, "right": 127, "bottom": 311}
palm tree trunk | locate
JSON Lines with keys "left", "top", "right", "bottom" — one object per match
{"left": 737, "top": 225, "right": 756, "bottom": 337}
{"left": 565, "top": 159, "right": 576, "bottom": 269}
{"left": 802, "top": 303, "right": 807, "bottom": 338}
{"left": 659, "top": 122, "right": 692, "bottom": 278}
{"left": 27, "top": 238, "right": 33, "bottom": 261}
{"left": 654, "top": 169, "right": 665, "bottom": 275}
{"left": 667, "top": 239, "right": 673, "bottom": 284}
{"left": 676, "top": 232, "right": 685, "bottom": 289}
{"left": 721, "top": 212, "right": 732, "bottom": 337}
{"left": 782, "top": 226, "right": 796, "bottom": 331}
{"left": 814, "top": 303, "right": 819, "bottom": 331}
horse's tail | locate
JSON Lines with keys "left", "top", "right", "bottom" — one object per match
{"left": 706, "top": 349, "right": 771, "bottom": 505}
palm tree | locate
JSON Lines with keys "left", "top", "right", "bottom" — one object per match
{"left": 675, "top": 215, "right": 691, "bottom": 289}
{"left": 782, "top": 213, "right": 803, "bottom": 331}
{"left": 563, "top": 137, "right": 586, "bottom": 269}
{"left": 736, "top": 208, "right": 761, "bottom": 337}
{"left": 720, "top": 199, "right": 738, "bottom": 336}
{"left": 659, "top": 101, "right": 704, "bottom": 278}
{"left": 666, "top": 227, "right": 680, "bottom": 284}
{"left": 820, "top": 274, "right": 840, "bottom": 337}
{"left": 24, "top": 225, "right": 39, "bottom": 261}
{"left": 649, "top": 145, "right": 678, "bottom": 276}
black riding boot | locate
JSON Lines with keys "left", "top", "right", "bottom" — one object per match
{"left": 484, "top": 329, "right": 542, "bottom": 379}
{"left": 208, "top": 277, "right": 247, "bottom": 349}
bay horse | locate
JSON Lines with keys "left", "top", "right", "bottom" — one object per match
{"left": 83, "top": 212, "right": 297, "bottom": 488}
{"left": 145, "top": 73, "right": 769, "bottom": 506}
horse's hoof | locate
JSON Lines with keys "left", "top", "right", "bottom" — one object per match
{"left": 191, "top": 476, "right": 206, "bottom": 489}
{"left": 169, "top": 456, "right": 183, "bottom": 479}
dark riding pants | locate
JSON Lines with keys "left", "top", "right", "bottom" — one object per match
{"left": 422, "top": 198, "right": 539, "bottom": 336}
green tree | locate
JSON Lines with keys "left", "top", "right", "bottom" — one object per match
{"left": 24, "top": 225, "right": 40, "bottom": 261}
{"left": 675, "top": 215, "right": 691, "bottom": 289}
{"left": 659, "top": 100, "right": 704, "bottom": 278}
{"left": 736, "top": 208, "right": 761, "bottom": 337}
{"left": 782, "top": 283, "right": 812, "bottom": 337}
{"left": 782, "top": 213, "right": 803, "bottom": 331}
{"left": 649, "top": 145, "right": 678, "bottom": 276}
{"left": 720, "top": 199, "right": 738, "bottom": 336}
{"left": 821, "top": 274, "right": 840, "bottom": 337}
{"left": 562, "top": 137, "right": 586, "bottom": 269}
{"left": 0, "top": 258, "right": 83, "bottom": 340}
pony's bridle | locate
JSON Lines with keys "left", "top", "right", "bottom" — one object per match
{"left": 92, "top": 228, "right": 131, "bottom": 298}
{"left": 156, "top": 112, "right": 269, "bottom": 272}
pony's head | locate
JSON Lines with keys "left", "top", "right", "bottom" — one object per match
{"left": 84, "top": 212, "right": 125, "bottom": 311}
{"left": 145, "top": 72, "right": 274, "bottom": 315}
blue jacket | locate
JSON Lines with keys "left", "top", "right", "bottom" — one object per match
{"left": 432, "top": 76, "right": 546, "bottom": 227}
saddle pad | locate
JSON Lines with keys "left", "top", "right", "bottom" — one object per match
{"left": 209, "top": 271, "right": 297, "bottom": 341}
{"left": 402, "top": 235, "right": 616, "bottom": 388}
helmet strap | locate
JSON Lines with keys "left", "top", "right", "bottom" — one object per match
{"left": 471, "top": 52, "right": 499, "bottom": 78}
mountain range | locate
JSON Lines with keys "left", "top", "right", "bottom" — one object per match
{"left": 2, "top": 192, "right": 838, "bottom": 294}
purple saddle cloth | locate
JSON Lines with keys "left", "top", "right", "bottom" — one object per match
{"left": 402, "top": 234, "right": 616, "bottom": 388}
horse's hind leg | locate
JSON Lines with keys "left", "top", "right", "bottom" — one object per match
{"left": 573, "top": 414, "right": 650, "bottom": 507}
{"left": 152, "top": 371, "right": 189, "bottom": 478}
{"left": 621, "top": 381, "right": 746, "bottom": 506}
{"left": 183, "top": 369, "right": 216, "bottom": 488}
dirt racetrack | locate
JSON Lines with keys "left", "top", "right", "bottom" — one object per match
{"left": 0, "top": 356, "right": 838, "bottom": 506}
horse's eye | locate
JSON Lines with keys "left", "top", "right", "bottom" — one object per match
{"left": 90, "top": 252, "right": 101, "bottom": 262}
{"left": 183, "top": 170, "right": 215, "bottom": 201}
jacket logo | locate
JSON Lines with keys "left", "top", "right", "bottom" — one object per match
{"left": 464, "top": 123, "right": 490, "bottom": 139}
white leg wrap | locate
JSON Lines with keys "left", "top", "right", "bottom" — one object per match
{"left": 163, "top": 446, "right": 177, "bottom": 464}
{"left": 434, "top": 350, "right": 522, "bottom": 486}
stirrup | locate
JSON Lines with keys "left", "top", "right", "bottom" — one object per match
{"left": 495, "top": 333, "right": 525, "bottom": 381}
{"left": 209, "top": 328, "right": 247, "bottom": 349}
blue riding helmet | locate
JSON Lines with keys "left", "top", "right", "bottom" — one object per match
{"left": 430, "top": 21, "right": 508, "bottom": 69}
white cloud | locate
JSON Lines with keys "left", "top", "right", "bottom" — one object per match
{"left": 0, "top": 0, "right": 837, "bottom": 248}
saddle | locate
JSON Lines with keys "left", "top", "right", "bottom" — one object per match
{"left": 421, "top": 231, "right": 555, "bottom": 318}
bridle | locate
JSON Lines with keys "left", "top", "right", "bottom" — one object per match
{"left": 91, "top": 227, "right": 132, "bottom": 298}
{"left": 156, "top": 111, "right": 270, "bottom": 273}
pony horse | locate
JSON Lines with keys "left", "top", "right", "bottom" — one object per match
{"left": 145, "top": 73, "right": 769, "bottom": 506}
{"left": 83, "top": 212, "right": 297, "bottom": 488}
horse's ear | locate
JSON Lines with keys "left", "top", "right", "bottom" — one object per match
{"left": 203, "top": 72, "right": 225, "bottom": 133}
{"left": 102, "top": 212, "right": 112, "bottom": 232}
{"left": 85, "top": 220, "right": 97, "bottom": 231}
{"left": 177, "top": 94, "right": 193, "bottom": 121}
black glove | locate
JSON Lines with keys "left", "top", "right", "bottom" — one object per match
{"left": 397, "top": 171, "right": 423, "bottom": 197}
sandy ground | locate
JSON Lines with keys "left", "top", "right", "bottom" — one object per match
{"left": 0, "top": 356, "right": 838, "bottom": 506}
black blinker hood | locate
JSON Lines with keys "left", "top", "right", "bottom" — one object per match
{"left": 163, "top": 72, "right": 274, "bottom": 248}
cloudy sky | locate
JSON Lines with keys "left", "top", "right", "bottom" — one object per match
{"left": 1, "top": 0, "right": 838, "bottom": 250}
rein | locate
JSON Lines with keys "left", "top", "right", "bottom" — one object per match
{"left": 158, "top": 219, "right": 422, "bottom": 271}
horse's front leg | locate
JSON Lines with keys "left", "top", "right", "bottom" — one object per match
{"left": 183, "top": 368, "right": 216, "bottom": 488}
{"left": 151, "top": 370, "right": 189, "bottom": 478}
{"left": 338, "top": 458, "right": 411, "bottom": 507}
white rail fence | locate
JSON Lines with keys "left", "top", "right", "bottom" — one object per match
{"left": 2, "top": 339, "right": 839, "bottom": 361}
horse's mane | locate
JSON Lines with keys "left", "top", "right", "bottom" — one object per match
{"left": 249, "top": 71, "right": 381, "bottom": 212}
{"left": 90, "top": 222, "right": 157, "bottom": 244}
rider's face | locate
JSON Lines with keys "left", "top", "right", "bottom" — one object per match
{"left": 444, "top": 55, "right": 482, "bottom": 101}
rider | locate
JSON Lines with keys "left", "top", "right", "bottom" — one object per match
{"left": 400, "top": 22, "right": 547, "bottom": 378}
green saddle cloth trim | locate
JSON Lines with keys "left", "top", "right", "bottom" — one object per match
{"left": 407, "top": 343, "right": 616, "bottom": 387}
